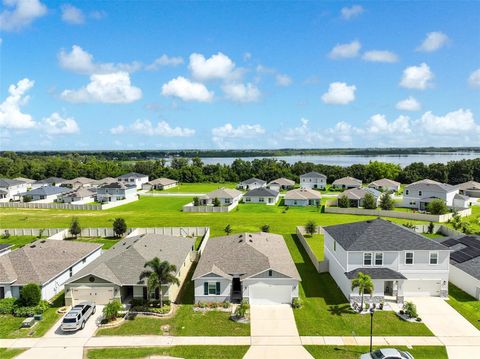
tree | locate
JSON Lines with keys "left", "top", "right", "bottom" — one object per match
{"left": 363, "top": 193, "right": 377, "bottom": 209}
{"left": 427, "top": 222, "right": 435, "bottom": 234}
{"left": 103, "top": 300, "right": 122, "bottom": 322}
{"left": 351, "top": 272, "right": 374, "bottom": 309}
{"left": 426, "top": 198, "right": 448, "bottom": 215}
{"left": 304, "top": 220, "right": 317, "bottom": 236}
{"left": 449, "top": 214, "right": 463, "bottom": 230}
{"left": 139, "top": 257, "right": 179, "bottom": 307}
{"left": 213, "top": 197, "right": 221, "bottom": 207}
{"left": 261, "top": 224, "right": 270, "bottom": 233}
{"left": 23, "top": 195, "right": 32, "bottom": 203}
{"left": 224, "top": 224, "right": 232, "bottom": 235}
{"left": 20, "top": 283, "right": 41, "bottom": 306}
{"left": 193, "top": 196, "right": 199, "bottom": 206}
{"left": 69, "top": 217, "right": 81, "bottom": 239}
{"left": 113, "top": 218, "right": 127, "bottom": 238}
{"left": 379, "top": 192, "right": 394, "bottom": 210}
{"left": 337, "top": 195, "right": 350, "bottom": 208}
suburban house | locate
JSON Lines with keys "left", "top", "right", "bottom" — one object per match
{"left": 199, "top": 188, "right": 243, "bottom": 206}
{"left": 284, "top": 188, "right": 321, "bottom": 206}
{"left": 244, "top": 187, "right": 279, "bottom": 205}
{"left": 62, "top": 177, "right": 95, "bottom": 189}
{"left": 59, "top": 188, "right": 96, "bottom": 204}
{"left": 0, "top": 244, "right": 13, "bottom": 257}
{"left": 32, "top": 177, "right": 67, "bottom": 189}
{"left": 65, "top": 234, "right": 195, "bottom": 305}
{"left": 0, "top": 178, "right": 28, "bottom": 201}
{"left": 338, "top": 187, "right": 381, "bottom": 208}
{"left": 193, "top": 232, "right": 301, "bottom": 305}
{"left": 96, "top": 182, "right": 137, "bottom": 203}
{"left": 117, "top": 172, "right": 149, "bottom": 189}
{"left": 368, "top": 178, "right": 401, "bottom": 192}
{"left": 91, "top": 177, "right": 117, "bottom": 187}
{"left": 18, "top": 186, "right": 70, "bottom": 202}
{"left": 14, "top": 177, "right": 36, "bottom": 189}
{"left": 268, "top": 178, "right": 295, "bottom": 192}
{"left": 456, "top": 181, "right": 480, "bottom": 198}
{"left": 142, "top": 177, "right": 178, "bottom": 191}
{"left": 237, "top": 178, "right": 267, "bottom": 191}
{"left": 0, "top": 240, "right": 102, "bottom": 301}
{"left": 300, "top": 171, "right": 327, "bottom": 190}
{"left": 441, "top": 235, "right": 480, "bottom": 299}
{"left": 402, "top": 179, "right": 458, "bottom": 210}
{"left": 452, "top": 193, "right": 474, "bottom": 209}
{"left": 323, "top": 219, "right": 450, "bottom": 304}
{"left": 331, "top": 176, "right": 362, "bottom": 190}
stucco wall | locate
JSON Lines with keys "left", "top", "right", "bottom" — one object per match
{"left": 449, "top": 265, "right": 480, "bottom": 299}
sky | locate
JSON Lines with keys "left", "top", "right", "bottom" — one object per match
{"left": 0, "top": 0, "right": 479, "bottom": 151}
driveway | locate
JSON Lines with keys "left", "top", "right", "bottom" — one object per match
{"left": 44, "top": 305, "right": 104, "bottom": 338}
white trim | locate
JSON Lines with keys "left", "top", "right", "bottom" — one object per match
{"left": 429, "top": 251, "right": 439, "bottom": 265}
{"left": 405, "top": 251, "right": 414, "bottom": 265}
{"left": 374, "top": 252, "right": 384, "bottom": 266}
{"left": 363, "top": 252, "right": 373, "bottom": 266}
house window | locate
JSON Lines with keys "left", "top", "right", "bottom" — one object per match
{"left": 418, "top": 190, "right": 422, "bottom": 196}
{"left": 204, "top": 282, "right": 221, "bottom": 295}
{"left": 405, "top": 252, "right": 414, "bottom": 265}
{"left": 429, "top": 252, "right": 439, "bottom": 265}
{"left": 405, "top": 189, "right": 409, "bottom": 195}
{"left": 333, "top": 241, "right": 336, "bottom": 251}
{"left": 363, "top": 252, "right": 373, "bottom": 266}
{"left": 375, "top": 252, "right": 383, "bottom": 266}
{"left": 245, "top": 197, "right": 251, "bottom": 202}
{"left": 268, "top": 270, "right": 273, "bottom": 277}
{"left": 259, "top": 197, "right": 264, "bottom": 202}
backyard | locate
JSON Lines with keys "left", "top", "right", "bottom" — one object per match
{"left": 160, "top": 182, "right": 237, "bottom": 193}
{"left": 304, "top": 233, "right": 324, "bottom": 260}
{"left": 0, "top": 235, "right": 43, "bottom": 249}
{"left": 447, "top": 283, "right": 480, "bottom": 330}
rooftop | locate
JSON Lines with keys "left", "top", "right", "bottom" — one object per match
{"left": 300, "top": 171, "right": 327, "bottom": 179}
{"left": 405, "top": 179, "right": 456, "bottom": 192}
{"left": 245, "top": 187, "right": 279, "bottom": 197}
{"left": 19, "top": 185, "right": 70, "bottom": 197}
{"left": 332, "top": 176, "right": 362, "bottom": 185}
{"left": 0, "top": 178, "right": 24, "bottom": 187}
{"left": 441, "top": 235, "right": 480, "bottom": 280}
{"left": 117, "top": 172, "right": 148, "bottom": 179}
{"left": 284, "top": 188, "right": 321, "bottom": 200}
{"left": 240, "top": 177, "right": 266, "bottom": 185}
{"left": 201, "top": 187, "right": 243, "bottom": 199}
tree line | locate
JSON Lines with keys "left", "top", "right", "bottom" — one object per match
{"left": 0, "top": 152, "right": 479, "bottom": 185}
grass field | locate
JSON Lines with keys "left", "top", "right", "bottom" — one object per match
{"left": 76, "top": 236, "right": 120, "bottom": 249}
{"left": 161, "top": 182, "right": 237, "bottom": 193}
{"left": 0, "top": 235, "right": 42, "bottom": 249}
{"left": 304, "top": 234, "right": 324, "bottom": 260}
{"left": 86, "top": 346, "right": 249, "bottom": 359}
{"left": 305, "top": 345, "right": 448, "bottom": 359}
{"left": 447, "top": 283, "right": 480, "bottom": 330}
{"left": 0, "top": 348, "right": 27, "bottom": 359}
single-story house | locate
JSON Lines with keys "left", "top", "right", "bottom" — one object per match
{"left": 339, "top": 187, "right": 381, "bottom": 208}
{"left": 18, "top": 185, "right": 70, "bottom": 202}
{"left": 456, "top": 181, "right": 480, "bottom": 198}
{"left": 299, "top": 172, "right": 327, "bottom": 190}
{"left": 62, "top": 177, "right": 95, "bottom": 189}
{"left": 324, "top": 218, "right": 450, "bottom": 304}
{"left": 199, "top": 188, "right": 243, "bottom": 206}
{"left": 117, "top": 172, "right": 149, "bottom": 189}
{"left": 60, "top": 188, "right": 96, "bottom": 204}
{"left": 142, "top": 177, "right": 178, "bottom": 191}
{"left": 91, "top": 177, "right": 117, "bottom": 188}
{"left": 237, "top": 178, "right": 267, "bottom": 191}
{"left": 452, "top": 193, "right": 475, "bottom": 209}
{"left": 331, "top": 176, "right": 362, "bottom": 190}
{"left": 368, "top": 178, "right": 401, "bottom": 192}
{"left": 65, "top": 234, "right": 195, "bottom": 305}
{"left": 193, "top": 232, "right": 301, "bottom": 305}
{"left": 0, "top": 240, "right": 102, "bottom": 300}
{"left": 284, "top": 188, "right": 321, "bottom": 206}
{"left": 268, "top": 178, "right": 295, "bottom": 192}
{"left": 0, "top": 244, "right": 13, "bottom": 257}
{"left": 96, "top": 182, "right": 137, "bottom": 203}
{"left": 244, "top": 187, "right": 279, "bottom": 205}
{"left": 402, "top": 179, "right": 458, "bottom": 210}
{"left": 0, "top": 178, "right": 28, "bottom": 201}
{"left": 32, "top": 177, "right": 67, "bottom": 189}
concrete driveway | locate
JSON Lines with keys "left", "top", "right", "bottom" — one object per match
{"left": 45, "top": 304, "right": 104, "bottom": 338}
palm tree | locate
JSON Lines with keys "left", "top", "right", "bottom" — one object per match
{"left": 139, "top": 257, "right": 179, "bottom": 307}
{"left": 351, "top": 272, "right": 374, "bottom": 309}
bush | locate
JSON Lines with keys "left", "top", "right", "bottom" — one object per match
{"left": 426, "top": 198, "right": 448, "bottom": 215}
{"left": 69, "top": 217, "right": 81, "bottom": 238}
{"left": 234, "top": 300, "right": 249, "bottom": 318}
{"left": 13, "top": 300, "right": 49, "bottom": 317}
{"left": 113, "top": 218, "right": 127, "bottom": 238}
{"left": 103, "top": 300, "right": 122, "bottom": 322}
{"left": 213, "top": 197, "right": 221, "bottom": 207}
{"left": 337, "top": 195, "right": 350, "bottom": 208}
{"left": 222, "top": 301, "right": 230, "bottom": 309}
{"left": 402, "top": 301, "right": 418, "bottom": 318}
{"left": 0, "top": 298, "right": 17, "bottom": 314}
{"left": 363, "top": 193, "right": 377, "bottom": 209}
{"left": 416, "top": 317, "right": 422, "bottom": 322}
{"left": 379, "top": 192, "right": 394, "bottom": 210}
{"left": 304, "top": 220, "right": 317, "bottom": 236}
{"left": 193, "top": 197, "right": 199, "bottom": 206}
{"left": 292, "top": 297, "right": 302, "bottom": 309}
{"left": 20, "top": 283, "right": 41, "bottom": 306}
{"left": 261, "top": 224, "right": 270, "bottom": 233}
{"left": 427, "top": 221, "right": 435, "bottom": 234}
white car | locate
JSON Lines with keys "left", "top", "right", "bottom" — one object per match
{"left": 61, "top": 302, "right": 96, "bottom": 332}
{"left": 360, "top": 348, "right": 414, "bottom": 359}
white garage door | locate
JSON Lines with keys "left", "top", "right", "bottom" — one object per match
{"left": 72, "top": 287, "right": 115, "bottom": 305}
{"left": 403, "top": 280, "right": 441, "bottom": 297}
{"left": 249, "top": 284, "right": 292, "bottom": 305}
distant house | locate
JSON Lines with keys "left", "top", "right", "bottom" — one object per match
{"left": 0, "top": 178, "right": 28, "bottom": 201}
{"left": 18, "top": 185, "right": 70, "bottom": 202}
{"left": 268, "top": 178, "right": 295, "bottom": 192}
{"left": 441, "top": 235, "right": 480, "bottom": 299}
{"left": 402, "top": 179, "right": 458, "bottom": 210}
{"left": 91, "top": 177, "right": 117, "bottom": 188}
{"left": 142, "top": 177, "right": 178, "bottom": 191}
{"left": 65, "top": 234, "right": 194, "bottom": 305}
{"left": 456, "top": 181, "right": 480, "bottom": 198}
{"left": 14, "top": 177, "right": 36, "bottom": 189}
{"left": 60, "top": 188, "right": 96, "bottom": 204}
{"left": 284, "top": 188, "right": 321, "bottom": 206}
{"left": 96, "top": 182, "right": 137, "bottom": 203}
{"left": 368, "top": 178, "right": 401, "bottom": 192}
{"left": 244, "top": 187, "right": 279, "bottom": 205}
{"left": 331, "top": 176, "right": 362, "bottom": 190}
{"left": 32, "top": 177, "right": 67, "bottom": 189}
{"left": 62, "top": 177, "right": 95, "bottom": 189}
{"left": 339, "top": 187, "right": 381, "bottom": 208}
{"left": 193, "top": 232, "right": 301, "bottom": 304}
{"left": 0, "top": 240, "right": 102, "bottom": 301}
{"left": 199, "top": 188, "right": 243, "bottom": 206}
{"left": 300, "top": 172, "right": 327, "bottom": 190}
{"left": 117, "top": 172, "right": 149, "bottom": 189}
{"left": 237, "top": 178, "right": 267, "bottom": 191}
{"left": 452, "top": 194, "right": 475, "bottom": 209}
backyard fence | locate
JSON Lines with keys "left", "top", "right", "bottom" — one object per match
{"left": 0, "top": 197, "right": 139, "bottom": 211}
{"left": 0, "top": 228, "right": 66, "bottom": 237}
{"left": 295, "top": 226, "right": 329, "bottom": 273}
{"left": 182, "top": 202, "right": 237, "bottom": 213}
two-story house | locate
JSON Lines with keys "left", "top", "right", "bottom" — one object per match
{"left": 323, "top": 219, "right": 450, "bottom": 304}
{"left": 299, "top": 172, "right": 327, "bottom": 190}
{"left": 0, "top": 178, "right": 28, "bottom": 201}
{"left": 117, "top": 172, "right": 149, "bottom": 190}
{"left": 402, "top": 179, "right": 458, "bottom": 210}
{"left": 96, "top": 182, "right": 137, "bottom": 203}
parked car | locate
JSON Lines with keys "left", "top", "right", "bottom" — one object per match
{"left": 360, "top": 348, "right": 414, "bottom": 359}
{"left": 61, "top": 302, "right": 96, "bottom": 332}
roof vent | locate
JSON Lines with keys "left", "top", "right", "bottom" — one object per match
{"left": 239, "top": 239, "right": 243, "bottom": 243}
{"left": 248, "top": 234, "right": 253, "bottom": 238}
{"left": 40, "top": 240, "right": 46, "bottom": 243}
{"left": 30, "top": 244, "right": 36, "bottom": 248}
{"left": 249, "top": 239, "right": 253, "bottom": 243}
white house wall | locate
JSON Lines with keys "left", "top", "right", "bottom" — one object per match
{"left": 194, "top": 277, "right": 231, "bottom": 303}
{"left": 449, "top": 265, "right": 480, "bottom": 299}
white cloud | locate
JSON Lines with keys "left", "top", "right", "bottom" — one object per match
{"left": 41, "top": 112, "right": 79, "bottom": 134}
{"left": 329, "top": 40, "right": 361, "bottom": 59}
{"left": 161, "top": 76, "right": 213, "bottom": 102}
{"left": 0, "top": 0, "right": 47, "bottom": 32}
{"left": 282, "top": 118, "right": 325, "bottom": 143}
{"left": 418, "top": 109, "right": 478, "bottom": 135}
{"left": 400, "top": 63, "right": 433, "bottom": 90}
{"left": 321, "top": 82, "right": 356, "bottom": 105}
{"left": 61, "top": 4, "right": 84, "bottom": 25}
{"left": 212, "top": 123, "right": 265, "bottom": 146}
{"left": 366, "top": 114, "right": 411, "bottom": 135}
{"left": 189, "top": 52, "right": 236, "bottom": 81}
{"left": 0, "top": 78, "right": 36, "bottom": 129}
{"left": 417, "top": 31, "right": 449, "bottom": 52}
{"left": 146, "top": 55, "right": 184, "bottom": 70}
{"left": 340, "top": 5, "right": 364, "bottom": 20}
{"left": 58, "top": 45, "right": 141, "bottom": 74}
{"left": 110, "top": 125, "right": 126, "bottom": 135}
{"left": 362, "top": 50, "right": 398, "bottom": 63}
{"left": 89, "top": 10, "right": 106, "bottom": 20}
{"left": 276, "top": 74, "right": 292, "bottom": 87}
{"left": 112, "top": 119, "right": 195, "bottom": 137}
{"left": 396, "top": 96, "right": 421, "bottom": 111}
{"left": 61, "top": 72, "right": 142, "bottom": 103}
{"left": 468, "top": 69, "right": 480, "bottom": 88}
{"left": 222, "top": 82, "right": 260, "bottom": 103}
{"left": 243, "top": 52, "right": 252, "bottom": 61}
{"left": 328, "top": 121, "right": 358, "bottom": 142}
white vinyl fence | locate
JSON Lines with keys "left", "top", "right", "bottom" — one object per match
{"left": 182, "top": 202, "right": 237, "bottom": 213}
{"left": 295, "top": 226, "right": 329, "bottom": 273}
{"left": 0, "top": 197, "right": 139, "bottom": 211}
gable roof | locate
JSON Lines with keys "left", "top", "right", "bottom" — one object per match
{"left": 148, "top": 177, "right": 178, "bottom": 186}
{"left": 284, "top": 188, "right": 321, "bottom": 200}
{"left": 245, "top": 187, "right": 279, "bottom": 197}
{"left": 300, "top": 171, "right": 327, "bottom": 179}
{"left": 35, "top": 177, "right": 67, "bottom": 185}
{"left": 91, "top": 177, "right": 117, "bottom": 186}
{"left": 405, "top": 179, "right": 456, "bottom": 193}
{"left": 201, "top": 188, "right": 243, "bottom": 199}
{"left": 98, "top": 181, "right": 136, "bottom": 190}
{"left": 14, "top": 177, "right": 36, "bottom": 184}
{"left": 0, "top": 178, "right": 24, "bottom": 187}
{"left": 456, "top": 181, "right": 480, "bottom": 191}
{"left": 64, "top": 177, "right": 95, "bottom": 185}
{"left": 62, "top": 187, "right": 95, "bottom": 199}
{"left": 193, "top": 232, "right": 300, "bottom": 281}
{"left": 324, "top": 218, "right": 448, "bottom": 252}
{"left": 369, "top": 178, "right": 401, "bottom": 188}
{"left": 332, "top": 176, "right": 362, "bottom": 186}
{"left": 19, "top": 185, "right": 70, "bottom": 197}
{"left": 345, "top": 267, "right": 406, "bottom": 280}
{"left": 268, "top": 178, "right": 295, "bottom": 186}
{"left": 67, "top": 234, "right": 194, "bottom": 286}
{"left": 341, "top": 187, "right": 381, "bottom": 200}
{"left": 117, "top": 172, "right": 148, "bottom": 179}
{"left": 0, "top": 240, "right": 101, "bottom": 285}
{"left": 240, "top": 177, "right": 266, "bottom": 185}
{"left": 441, "top": 235, "right": 480, "bottom": 280}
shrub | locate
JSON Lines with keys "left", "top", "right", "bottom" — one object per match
{"left": 379, "top": 192, "right": 394, "bottom": 210}
{"left": 196, "top": 301, "right": 207, "bottom": 309}
{"left": 222, "top": 301, "right": 230, "bottom": 309}
{"left": 20, "top": 283, "right": 41, "bottom": 306}
{"left": 0, "top": 298, "right": 17, "bottom": 315}
{"left": 2, "top": 231, "right": 10, "bottom": 239}
{"left": 426, "top": 198, "right": 448, "bottom": 215}
{"left": 337, "top": 195, "right": 350, "bottom": 208}
{"left": 103, "top": 300, "right": 122, "bottom": 322}
{"left": 193, "top": 197, "right": 199, "bottom": 206}
{"left": 13, "top": 300, "right": 49, "bottom": 317}
{"left": 69, "top": 217, "right": 81, "bottom": 238}
{"left": 224, "top": 224, "right": 232, "bottom": 235}
{"left": 402, "top": 301, "right": 418, "bottom": 318}
{"left": 23, "top": 196, "right": 32, "bottom": 203}
{"left": 261, "top": 224, "right": 270, "bottom": 233}
{"left": 449, "top": 214, "right": 463, "bottom": 230}
{"left": 402, "top": 222, "right": 416, "bottom": 229}
{"left": 113, "top": 218, "right": 127, "bottom": 238}
{"left": 292, "top": 297, "right": 302, "bottom": 309}
{"left": 213, "top": 197, "right": 221, "bottom": 207}
{"left": 235, "top": 300, "right": 249, "bottom": 318}
{"left": 304, "top": 220, "right": 317, "bottom": 236}
{"left": 427, "top": 222, "right": 435, "bottom": 234}
{"left": 363, "top": 193, "right": 377, "bottom": 209}
{"left": 416, "top": 317, "right": 422, "bottom": 322}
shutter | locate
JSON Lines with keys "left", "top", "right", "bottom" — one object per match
{"left": 204, "top": 282, "right": 208, "bottom": 295}
{"left": 216, "top": 282, "right": 221, "bottom": 295}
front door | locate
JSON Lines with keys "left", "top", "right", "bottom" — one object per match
{"left": 384, "top": 281, "right": 393, "bottom": 296}
{"left": 231, "top": 278, "right": 242, "bottom": 303}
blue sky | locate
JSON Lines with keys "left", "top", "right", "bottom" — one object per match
{"left": 1, "top": 0, "right": 479, "bottom": 150}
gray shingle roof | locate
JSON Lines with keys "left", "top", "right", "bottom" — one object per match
{"left": 284, "top": 188, "right": 321, "bottom": 200}
{"left": 332, "top": 176, "right": 362, "bottom": 186}
{"left": 193, "top": 232, "right": 300, "bottom": 281}
{"left": 148, "top": 178, "right": 178, "bottom": 186}
{"left": 268, "top": 178, "right": 295, "bottom": 186}
{"left": 64, "top": 177, "right": 95, "bottom": 185}
{"left": 92, "top": 177, "right": 117, "bottom": 186}
{"left": 62, "top": 188, "right": 95, "bottom": 199}
{"left": 240, "top": 177, "right": 266, "bottom": 185}
{"left": 341, "top": 187, "right": 381, "bottom": 200}
{"left": 14, "top": 177, "right": 36, "bottom": 184}
{"left": 441, "top": 235, "right": 480, "bottom": 280}
{"left": 324, "top": 218, "right": 448, "bottom": 251}
{"left": 35, "top": 177, "right": 67, "bottom": 184}
{"left": 0, "top": 178, "right": 24, "bottom": 187}
{"left": 345, "top": 267, "right": 406, "bottom": 280}
{"left": 99, "top": 181, "right": 135, "bottom": 189}
{"left": 405, "top": 179, "right": 456, "bottom": 193}
{"left": 19, "top": 185, "right": 70, "bottom": 197}
{"left": 117, "top": 172, "right": 148, "bottom": 179}
{"left": 67, "top": 234, "right": 195, "bottom": 286}
{"left": 369, "top": 178, "right": 401, "bottom": 188}
{"left": 300, "top": 172, "right": 327, "bottom": 179}
{"left": 245, "top": 187, "right": 279, "bottom": 197}
{"left": 456, "top": 181, "right": 480, "bottom": 191}
{"left": 201, "top": 188, "right": 243, "bottom": 200}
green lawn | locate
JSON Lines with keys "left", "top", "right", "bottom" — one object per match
{"left": 304, "top": 234, "right": 324, "bottom": 260}
{"left": 0, "top": 235, "right": 40, "bottom": 249}
{"left": 305, "top": 346, "right": 448, "bottom": 359}
{"left": 0, "top": 348, "right": 27, "bottom": 359}
{"left": 447, "top": 283, "right": 480, "bottom": 330}
{"left": 161, "top": 182, "right": 237, "bottom": 193}
{"left": 76, "top": 236, "right": 119, "bottom": 249}
{"left": 421, "top": 232, "right": 446, "bottom": 239}
{"left": 86, "top": 346, "right": 249, "bottom": 359}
